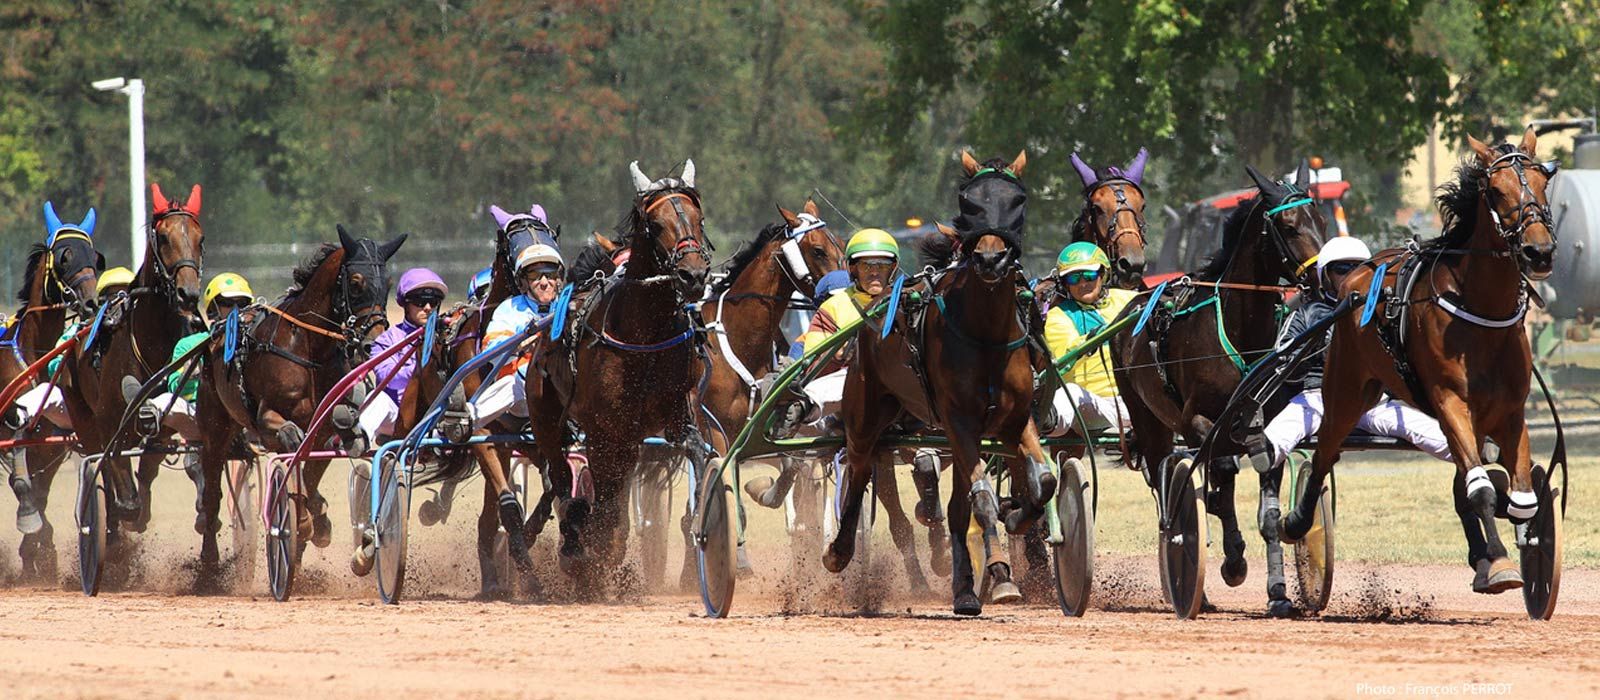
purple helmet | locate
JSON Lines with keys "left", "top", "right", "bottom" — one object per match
{"left": 395, "top": 267, "right": 448, "bottom": 304}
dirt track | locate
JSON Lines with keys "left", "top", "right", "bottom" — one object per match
{"left": 2, "top": 552, "right": 1597, "bottom": 699}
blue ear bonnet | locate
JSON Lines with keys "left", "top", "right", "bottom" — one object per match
{"left": 43, "top": 201, "right": 98, "bottom": 246}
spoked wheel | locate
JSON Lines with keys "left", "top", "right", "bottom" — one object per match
{"left": 632, "top": 458, "right": 675, "bottom": 591}
{"left": 1052, "top": 457, "right": 1094, "bottom": 617}
{"left": 374, "top": 452, "right": 411, "bottom": 604}
{"left": 1290, "top": 456, "right": 1335, "bottom": 613}
{"left": 1520, "top": 465, "right": 1563, "bottom": 620}
{"left": 694, "top": 457, "right": 737, "bottom": 618}
{"left": 265, "top": 464, "right": 301, "bottom": 602}
{"left": 229, "top": 460, "right": 260, "bottom": 589}
{"left": 76, "top": 463, "right": 108, "bottom": 597}
{"left": 1156, "top": 457, "right": 1207, "bottom": 619}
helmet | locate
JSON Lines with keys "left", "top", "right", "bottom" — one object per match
{"left": 97, "top": 267, "right": 134, "bottom": 296}
{"left": 395, "top": 268, "right": 448, "bottom": 304}
{"left": 469, "top": 267, "right": 494, "bottom": 300}
{"left": 1315, "top": 236, "right": 1371, "bottom": 279}
{"left": 812, "top": 270, "right": 851, "bottom": 302}
{"left": 515, "top": 243, "right": 564, "bottom": 272}
{"left": 202, "top": 273, "right": 254, "bottom": 309}
{"left": 1056, "top": 242, "right": 1110, "bottom": 275}
{"left": 845, "top": 228, "right": 898, "bottom": 262}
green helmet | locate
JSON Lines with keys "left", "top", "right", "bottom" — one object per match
{"left": 1056, "top": 242, "right": 1110, "bottom": 275}
{"left": 845, "top": 228, "right": 899, "bottom": 262}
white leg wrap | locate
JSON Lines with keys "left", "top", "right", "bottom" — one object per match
{"left": 1507, "top": 490, "right": 1539, "bottom": 519}
{"left": 1464, "top": 466, "right": 1495, "bottom": 499}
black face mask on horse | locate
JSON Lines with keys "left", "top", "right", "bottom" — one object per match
{"left": 949, "top": 156, "right": 1027, "bottom": 280}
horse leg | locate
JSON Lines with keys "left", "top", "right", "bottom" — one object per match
{"left": 299, "top": 458, "right": 335, "bottom": 549}
{"left": 1424, "top": 391, "right": 1519, "bottom": 593}
{"left": 1000, "top": 420, "right": 1058, "bottom": 534}
{"left": 475, "top": 482, "right": 505, "bottom": 599}
{"left": 946, "top": 424, "right": 1001, "bottom": 614}
{"left": 1208, "top": 459, "right": 1249, "bottom": 588}
{"left": 5, "top": 446, "right": 42, "bottom": 535}
{"left": 909, "top": 449, "right": 950, "bottom": 578}
{"left": 585, "top": 441, "right": 636, "bottom": 591}
{"left": 872, "top": 452, "right": 930, "bottom": 594}
{"left": 473, "top": 441, "right": 531, "bottom": 573}
{"left": 1283, "top": 383, "right": 1369, "bottom": 543}
{"left": 823, "top": 379, "right": 898, "bottom": 575}
{"left": 196, "top": 424, "right": 236, "bottom": 571}
{"left": 1257, "top": 463, "right": 1292, "bottom": 617}
{"left": 1451, "top": 472, "right": 1490, "bottom": 571}
{"left": 18, "top": 446, "right": 65, "bottom": 581}
{"left": 130, "top": 452, "right": 163, "bottom": 534}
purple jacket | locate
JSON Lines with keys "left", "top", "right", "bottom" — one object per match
{"left": 371, "top": 319, "right": 420, "bottom": 402}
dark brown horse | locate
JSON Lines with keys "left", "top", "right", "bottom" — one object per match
{"left": 1, "top": 204, "right": 102, "bottom": 580}
{"left": 1069, "top": 149, "right": 1152, "bottom": 288}
{"left": 523, "top": 160, "right": 712, "bottom": 589}
{"left": 826, "top": 151, "right": 1055, "bottom": 616}
{"left": 195, "top": 226, "right": 403, "bottom": 572}
{"left": 60, "top": 184, "right": 205, "bottom": 543}
{"left": 1284, "top": 130, "right": 1557, "bottom": 602}
{"left": 1111, "top": 162, "right": 1324, "bottom": 616}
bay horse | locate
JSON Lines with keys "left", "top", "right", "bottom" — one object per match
{"left": 195, "top": 225, "right": 403, "bottom": 572}
{"left": 826, "top": 150, "right": 1055, "bottom": 616}
{"left": 1284, "top": 130, "right": 1557, "bottom": 598}
{"left": 523, "top": 159, "right": 712, "bottom": 590}
{"left": 1, "top": 203, "right": 102, "bottom": 580}
{"left": 1111, "top": 161, "right": 1324, "bottom": 616}
{"left": 60, "top": 184, "right": 205, "bottom": 546}
{"left": 1069, "top": 148, "right": 1152, "bottom": 288}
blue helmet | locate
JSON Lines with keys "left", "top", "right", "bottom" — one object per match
{"left": 812, "top": 270, "right": 851, "bottom": 302}
{"left": 469, "top": 267, "right": 494, "bottom": 301}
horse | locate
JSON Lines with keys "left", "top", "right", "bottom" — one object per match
{"left": 522, "top": 159, "right": 713, "bottom": 591}
{"left": 825, "top": 150, "right": 1055, "bottom": 616}
{"left": 195, "top": 225, "right": 403, "bottom": 575}
{"left": 1069, "top": 148, "right": 1152, "bottom": 288}
{"left": 1110, "top": 160, "right": 1325, "bottom": 616}
{"left": 59, "top": 184, "right": 205, "bottom": 556}
{"left": 1283, "top": 130, "right": 1558, "bottom": 600}
{"left": 1, "top": 202, "right": 102, "bottom": 580}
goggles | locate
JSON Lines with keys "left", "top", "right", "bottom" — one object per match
{"left": 1063, "top": 269, "right": 1102, "bottom": 285}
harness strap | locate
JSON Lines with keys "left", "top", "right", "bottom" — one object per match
{"left": 259, "top": 303, "right": 345, "bottom": 340}
{"left": 600, "top": 327, "right": 694, "bottom": 352}
{"left": 707, "top": 287, "right": 759, "bottom": 388}
{"left": 1211, "top": 293, "right": 1248, "bottom": 373}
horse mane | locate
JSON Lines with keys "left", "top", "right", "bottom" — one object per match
{"left": 282, "top": 242, "right": 341, "bottom": 300}
{"left": 918, "top": 231, "right": 957, "bottom": 269}
{"left": 1069, "top": 208, "right": 1093, "bottom": 243}
{"left": 568, "top": 238, "right": 616, "bottom": 284}
{"left": 1196, "top": 197, "right": 1256, "bottom": 281}
{"left": 712, "top": 222, "right": 785, "bottom": 294}
{"left": 16, "top": 244, "right": 47, "bottom": 304}
{"left": 1434, "top": 144, "right": 1511, "bottom": 248}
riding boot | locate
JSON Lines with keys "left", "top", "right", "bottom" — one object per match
{"left": 910, "top": 451, "right": 944, "bottom": 527}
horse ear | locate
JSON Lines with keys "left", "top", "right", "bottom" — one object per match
{"left": 184, "top": 184, "right": 201, "bottom": 215}
{"left": 1466, "top": 134, "right": 1495, "bottom": 165}
{"left": 43, "top": 201, "right": 63, "bottom": 236}
{"left": 629, "top": 161, "right": 652, "bottom": 191}
{"left": 777, "top": 205, "right": 801, "bottom": 228}
{"left": 803, "top": 198, "right": 820, "bottom": 217}
{"left": 529, "top": 204, "right": 546, "bottom": 223}
{"left": 960, "top": 150, "right": 980, "bottom": 177}
{"left": 681, "top": 158, "right": 696, "bottom": 188}
{"left": 150, "top": 183, "right": 170, "bottom": 213}
{"left": 1295, "top": 158, "right": 1311, "bottom": 190}
{"left": 378, "top": 233, "right": 408, "bottom": 261}
{"left": 81, "top": 207, "right": 97, "bottom": 236}
{"left": 337, "top": 223, "right": 358, "bottom": 253}
{"left": 934, "top": 221, "right": 958, "bottom": 241}
{"left": 489, "top": 205, "right": 514, "bottom": 231}
{"left": 1009, "top": 150, "right": 1028, "bottom": 177}
{"left": 1244, "top": 164, "right": 1277, "bottom": 195}
{"left": 1124, "top": 148, "right": 1149, "bottom": 185}
{"left": 1519, "top": 126, "right": 1538, "bottom": 157}
{"left": 593, "top": 231, "right": 618, "bottom": 253}
{"left": 1070, "top": 152, "right": 1097, "bottom": 188}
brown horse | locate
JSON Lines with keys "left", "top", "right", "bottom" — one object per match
{"left": 1069, "top": 149, "right": 1152, "bottom": 288}
{"left": 825, "top": 151, "right": 1054, "bottom": 616}
{"left": 1284, "top": 130, "right": 1557, "bottom": 600}
{"left": 1111, "top": 161, "right": 1324, "bottom": 616}
{"left": 1, "top": 205, "right": 101, "bottom": 580}
{"left": 524, "top": 160, "right": 712, "bottom": 589}
{"left": 195, "top": 225, "right": 403, "bottom": 573}
{"left": 60, "top": 184, "right": 205, "bottom": 544}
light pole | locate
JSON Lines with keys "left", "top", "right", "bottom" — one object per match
{"left": 91, "top": 77, "right": 146, "bottom": 267}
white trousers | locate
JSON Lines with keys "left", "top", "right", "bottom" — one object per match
{"left": 1264, "top": 389, "right": 1453, "bottom": 464}
{"left": 800, "top": 368, "right": 848, "bottom": 421}
{"left": 359, "top": 391, "right": 400, "bottom": 444}
{"left": 1047, "top": 383, "right": 1129, "bottom": 436}
{"left": 470, "top": 372, "right": 528, "bottom": 430}
{"left": 147, "top": 392, "right": 201, "bottom": 443}
{"left": 14, "top": 384, "right": 71, "bottom": 431}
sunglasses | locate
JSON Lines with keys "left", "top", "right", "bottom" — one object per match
{"left": 212, "top": 297, "right": 248, "bottom": 311}
{"left": 404, "top": 293, "right": 445, "bottom": 308}
{"left": 1063, "top": 269, "right": 1101, "bottom": 285}
{"left": 1324, "top": 261, "right": 1361, "bottom": 276}
{"left": 521, "top": 268, "right": 562, "bottom": 282}
{"left": 856, "top": 260, "right": 896, "bottom": 272}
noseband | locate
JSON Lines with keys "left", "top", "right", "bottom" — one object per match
{"left": 1086, "top": 179, "right": 1148, "bottom": 261}
{"left": 146, "top": 209, "right": 203, "bottom": 305}
{"left": 641, "top": 191, "right": 710, "bottom": 271}
{"left": 1258, "top": 191, "right": 1321, "bottom": 283}
{"left": 1484, "top": 152, "right": 1556, "bottom": 253}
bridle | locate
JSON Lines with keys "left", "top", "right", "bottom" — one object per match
{"left": 143, "top": 208, "right": 203, "bottom": 307}
{"left": 1256, "top": 187, "right": 1323, "bottom": 285}
{"left": 1082, "top": 178, "right": 1147, "bottom": 273}
{"left": 773, "top": 213, "right": 839, "bottom": 297}
{"left": 639, "top": 191, "right": 711, "bottom": 274}
{"left": 42, "top": 229, "right": 98, "bottom": 311}
{"left": 1483, "top": 151, "right": 1557, "bottom": 264}
{"left": 335, "top": 238, "right": 393, "bottom": 344}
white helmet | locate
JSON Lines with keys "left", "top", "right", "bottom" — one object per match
{"left": 515, "top": 243, "right": 564, "bottom": 273}
{"left": 1316, "top": 236, "right": 1371, "bottom": 279}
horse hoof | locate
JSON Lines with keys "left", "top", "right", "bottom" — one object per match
{"left": 735, "top": 544, "right": 754, "bottom": 579}
{"left": 1266, "top": 599, "right": 1296, "bottom": 618}
{"left": 311, "top": 512, "right": 333, "bottom": 548}
{"left": 822, "top": 546, "right": 851, "bottom": 574}
{"left": 194, "top": 513, "right": 220, "bottom": 536}
{"left": 1036, "top": 471, "right": 1058, "bottom": 505}
{"left": 929, "top": 542, "right": 951, "bottom": 578}
{"left": 1278, "top": 514, "right": 1304, "bottom": 545}
{"left": 989, "top": 581, "right": 1022, "bottom": 605}
{"left": 743, "top": 477, "right": 778, "bottom": 508}
{"left": 913, "top": 500, "right": 943, "bottom": 529}
{"left": 953, "top": 592, "right": 983, "bottom": 616}
{"left": 1473, "top": 558, "right": 1523, "bottom": 594}
{"left": 350, "top": 542, "right": 375, "bottom": 577}
{"left": 1221, "top": 554, "right": 1249, "bottom": 588}
{"left": 15, "top": 506, "right": 43, "bottom": 536}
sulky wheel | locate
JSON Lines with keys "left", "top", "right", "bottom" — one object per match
{"left": 1052, "top": 457, "right": 1095, "bottom": 617}
{"left": 265, "top": 464, "right": 301, "bottom": 602}
{"left": 1157, "top": 457, "right": 1207, "bottom": 619}
{"left": 76, "top": 464, "right": 108, "bottom": 597}
{"left": 1290, "top": 456, "right": 1335, "bottom": 613}
{"left": 694, "top": 457, "right": 737, "bottom": 618}
{"left": 1520, "top": 465, "right": 1563, "bottom": 620}
{"left": 374, "top": 452, "right": 411, "bottom": 605}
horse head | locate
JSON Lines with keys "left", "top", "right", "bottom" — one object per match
{"left": 336, "top": 223, "right": 407, "bottom": 342}
{"left": 775, "top": 198, "right": 845, "bottom": 296}
{"left": 41, "top": 201, "right": 102, "bottom": 309}
{"left": 148, "top": 183, "right": 206, "bottom": 328}
{"left": 1468, "top": 128, "right": 1557, "bottom": 280}
{"left": 1070, "top": 149, "right": 1150, "bottom": 287}
{"left": 953, "top": 150, "right": 1028, "bottom": 283}
{"left": 1245, "top": 161, "right": 1326, "bottom": 284}
{"left": 625, "top": 159, "right": 711, "bottom": 297}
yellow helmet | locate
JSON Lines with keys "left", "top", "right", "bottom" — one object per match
{"left": 202, "top": 273, "right": 255, "bottom": 310}
{"left": 96, "top": 267, "right": 135, "bottom": 296}
{"left": 845, "top": 228, "right": 899, "bottom": 262}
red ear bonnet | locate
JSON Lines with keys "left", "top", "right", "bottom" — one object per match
{"left": 150, "top": 183, "right": 170, "bottom": 213}
{"left": 184, "top": 184, "right": 201, "bottom": 215}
